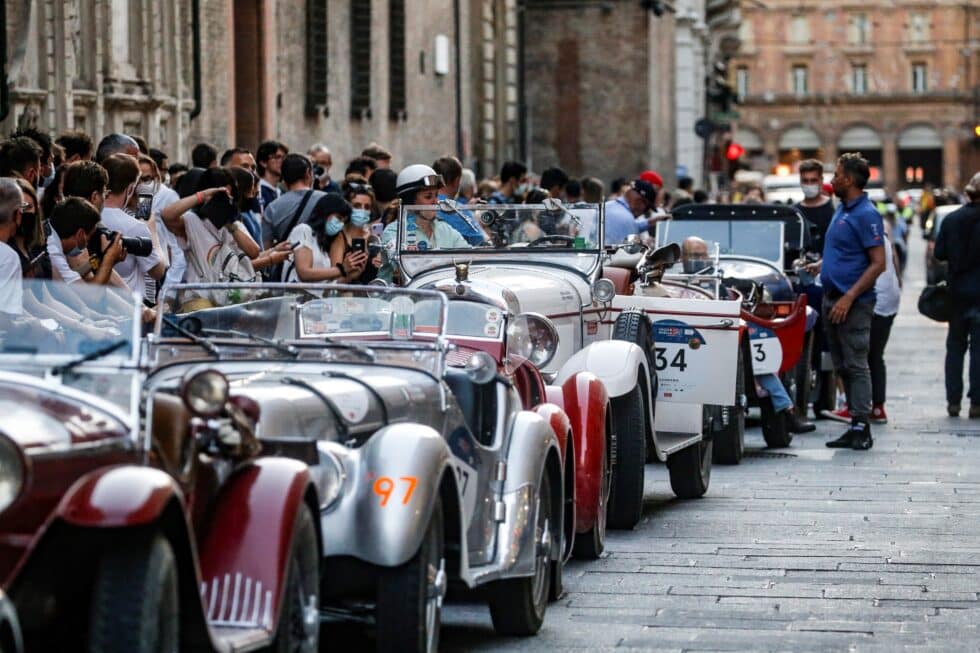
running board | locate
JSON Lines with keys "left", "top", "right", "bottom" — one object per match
{"left": 656, "top": 431, "right": 703, "bottom": 456}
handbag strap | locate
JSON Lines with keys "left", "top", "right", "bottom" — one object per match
{"left": 279, "top": 190, "right": 315, "bottom": 245}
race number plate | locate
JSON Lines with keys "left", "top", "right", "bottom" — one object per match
{"left": 747, "top": 324, "right": 782, "bottom": 375}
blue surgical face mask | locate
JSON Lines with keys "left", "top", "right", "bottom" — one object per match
{"left": 350, "top": 208, "right": 371, "bottom": 227}
{"left": 325, "top": 216, "right": 343, "bottom": 236}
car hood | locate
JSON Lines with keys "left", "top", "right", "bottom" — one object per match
{"left": 0, "top": 377, "right": 130, "bottom": 451}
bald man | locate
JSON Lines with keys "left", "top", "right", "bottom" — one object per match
{"left": 681, "top": 236, "right": 712, "bottom": 274}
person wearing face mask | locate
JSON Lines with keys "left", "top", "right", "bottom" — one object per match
{"left": 229, "top": 165, "right": 264, "bottom": 245}
{"left": 332, "top": 178, "right": 380, "bottom": 283}
{"left": 796, "top": 159, "right": 834, "bottom": 256}
{"left": 9, "top": 178, "right": 51, "bottom": 279}
{"left": 99, "top": 154, "right": 166, "bottom": 297}
{"left": 489, "top": 161, "right": 528, "bottom": 204}
{"left": 137, "top": 154, "right": 185, "bottom": 288}
{"left": 283, "top": 194, "right": 365, "bottom": 283}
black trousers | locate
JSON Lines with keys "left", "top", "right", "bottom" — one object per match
{"left": 869, "top": 313, "right": 895, "bottom": 406}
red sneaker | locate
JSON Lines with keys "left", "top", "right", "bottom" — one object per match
{"left": 821, "top": 407, "right": 851, "bottom": 423}
{"left": 871, "top": 404, "right": 888, "bottom": 424}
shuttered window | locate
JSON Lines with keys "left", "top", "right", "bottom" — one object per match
{"left": 389, "top": 0, "right": 407, "bottom": 120}
{"left": 305, "top": 0, "right": 328, "bottom": 116}
{"left": 350, "top": 0, "right": 372, "bottom": 118}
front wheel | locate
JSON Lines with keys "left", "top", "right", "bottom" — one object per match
{"left": 376, "top": 498, "right": 445, "bottom": 653}
{"left": 760, "top": 397, "right": 793, "bottom": 448}
{"left": 607, "top": 383, "right": 647, "bottom": 530}
{"left": 270, "top": 504, "right": 320, "bottom": 653}
{"left": 488, "top": 467, "right": 553, "bottom": 636}
{"left": 89, "top": 533, "right": 179, "bottom": 653}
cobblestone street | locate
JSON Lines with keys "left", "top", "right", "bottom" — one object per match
{"left": 440, "top": 232, "right": 980, "bottom": 652}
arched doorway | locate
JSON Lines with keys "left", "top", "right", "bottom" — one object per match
{"left": 778, "top": 126, "right": 823, "bottom": 170}
{"left": 898, "top": 124, "right": 942, "bottom": 187}
{"left": 837, "top": 125, "right": 882, "bottom": 183}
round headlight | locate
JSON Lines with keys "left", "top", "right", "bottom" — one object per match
{"left": 592, "top": 278, "right": 616, "bottom": 304}
{"left": 509, "top": 313, "right": 559, "bottom": 369}
{"left": 0, "top": 434, "right": 25, "bottom": 514}
{"left": 316, "top": 448, "right": 346, "bottom": 510}
{"left": 181, "top": 369, "right": 230, "bottom": 417}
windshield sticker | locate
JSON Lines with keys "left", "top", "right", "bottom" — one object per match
{"left": 484, "top": 323, "right": 500, "bottom": 338}
{"left": 485, "top": 308, "right": 502, "bottom": 323}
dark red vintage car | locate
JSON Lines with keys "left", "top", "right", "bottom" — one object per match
{"left": 0, "top": 281, "right": 320, "bottom": 653}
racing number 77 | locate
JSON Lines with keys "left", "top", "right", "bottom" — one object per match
{"left": 373, "top": 476, "right": 419, "bottom": 506}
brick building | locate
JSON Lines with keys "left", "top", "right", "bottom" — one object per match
{"left": 731, "top": 0, "right": 979, "bottom": 193}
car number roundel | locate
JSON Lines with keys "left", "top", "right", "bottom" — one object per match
{"left": 746, "top": 324, "right": 782, "bottom": 374}
{"left": 650, "top": 319, "right": 708, "bottom": 399}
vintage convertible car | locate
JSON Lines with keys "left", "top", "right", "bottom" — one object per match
{"left": 149, "top": 283, "right": 565, "bottom": 652}
{"left": 0, "top": 280, "right": 319, "bottom": 653}
{"left": 661, "top": 204, "right": 818, "bottom": 447}
{"left": 391, "top": 200, "right": 710, "bottom": 527}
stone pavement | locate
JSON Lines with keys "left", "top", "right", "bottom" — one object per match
{"left": 440, "top": 230, "right": 980, "bottom": 652}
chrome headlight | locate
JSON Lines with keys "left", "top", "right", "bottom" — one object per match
{"left": 317, "top": 448, "right": 346, "bottom": 511}
{"left": 591, "top": 278, "right": 616, "bottom": 304}
{"left": 0, "top": 434, "right": 25, "bottom": 514}
{"left": 180, "top": 369, "right": 229, "bottom": 418}
{"left": 508, "top": 313, "right": 560, "bottom": 369}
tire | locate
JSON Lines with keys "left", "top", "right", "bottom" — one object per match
{"left": 89, "top": 533, "right": 179, "bottom": 653}
{"left": 713, "top": 344, "right": 746, "bottom": 465}
{"left": 269, "top": 504, "right": 320, "bottom": 653}
{"left": 606, "top": 383, "right": 646, "bottom": 530}
{"left": 610, "top": 311, "right": 657, "bottom": 464}
{"left": 812, "top": 369, "right": 839, "bottom": 418}
{"left": 667, "top": 415, "right": 712, "bottom": 499}
{"left": 376, "top": 498, "right": 445, "bottom": 653}
{"left": 760, "top": 397, "right": 793, "bottom": 448}
{"left": 572, "top": 418, "right": 611, "bottom": 559}
{"left": 488, "top": 467, "right": 553, "bottom": 636}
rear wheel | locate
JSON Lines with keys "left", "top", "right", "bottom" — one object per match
{"left": 607, "top": 383, "right": 646, "bottom": 530}
{"left": 376, "top": 498, "right": 445, "bottom": 653}
{"left": 667, "top": 413, "right": 712, "bottom": 499}
{"left": 760, "top": 397, "right": 793, "bottom": 448}
{"left": 713, "top": 344, "right": 746, "bottom": 465}
{"left": 488, "top": 467, "right": 553, "bottom": 636}
{"left": 269, "top": 504, "right": 320, "bottom": 653}
{"left": 89, "top": 533, "right": 179, "bottom": 653}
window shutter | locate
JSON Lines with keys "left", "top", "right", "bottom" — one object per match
{"left": 389, "top": 0, "right": 407, "bottom": 120}
{"left": 305, "top": 0, "right": 328, "bottom": 116}
{"left": 350, "top": 0, "right": 373, "bottom": 118}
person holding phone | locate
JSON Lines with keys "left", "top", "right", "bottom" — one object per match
{"left": 331, "top": 178, "right": 380, "bottom": 283}
{"left": 284, "top": 193, "right": 366, "bottom": 283}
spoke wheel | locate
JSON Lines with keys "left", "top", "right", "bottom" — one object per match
{"left": 270, "top": 504, "right": 320, "bottom": 653}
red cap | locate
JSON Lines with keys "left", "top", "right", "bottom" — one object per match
{"left": 640, "top": 170, "right": 663, "bottom": 188}
{"left": 822, "top": 183, "right": 834, "bottom": 195}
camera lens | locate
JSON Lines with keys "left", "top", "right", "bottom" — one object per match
{"left": 313, "top": 165, "right": 325, "bottom": 177}
{"left": 121, "top": 236, "right": 154, "bottom": 257}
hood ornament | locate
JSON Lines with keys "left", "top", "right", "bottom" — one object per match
{"left": 454, "top": 259, "right": 470, "bottom": 283}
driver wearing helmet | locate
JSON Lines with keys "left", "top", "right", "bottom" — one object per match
{"left": 382, "top": 164, "right": 471, "bottom": 252}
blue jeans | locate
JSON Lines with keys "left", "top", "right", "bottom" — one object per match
{"left": 758, "top": 373, "right": 792, "bottom": 412}
{"left": 946, "top": 304, "right": 980, "bottom": 405}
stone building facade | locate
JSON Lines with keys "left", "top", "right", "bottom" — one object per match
{"left": 731, "top": 0, "right": 979, "bottom": 192}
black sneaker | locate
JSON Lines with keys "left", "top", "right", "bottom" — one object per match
{"left": 786, "top": 410, "right": 816, "bottom": 434}
{"left": 826, "top": 428, "right": 856, "bottom": 448}
{"left": 850, "top": 421, "right": 873, "bottom": 450}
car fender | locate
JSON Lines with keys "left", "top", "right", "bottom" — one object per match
{"left": 56, "top": 465, "right": 182, "bottom": 527}
{"left": 534, "top": 402, "right": 575, "bottom": 558}
{"left": 319, "top": 423, "right": 455, "bottom": 568}
{"left": 554, "top": 340, "right": 650, "bottom": 400}
{"left": 196, "top": 458, "right": 317, "bottom": 634}
{"left": 557, "top": 372, "right": 608, "bottom": 533}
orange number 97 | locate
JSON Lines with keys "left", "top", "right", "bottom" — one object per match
{"left": 373, "top": 476, "right": 418, "bottom": 507}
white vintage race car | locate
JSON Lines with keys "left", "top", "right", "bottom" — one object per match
{"left": 391, "top": 200, "right": 712, "bottom": 527}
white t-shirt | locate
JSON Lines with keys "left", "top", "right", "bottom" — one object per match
{"left": 874, "top": 233, "right": 901, "bottom": 317}
{"left": 100, "top": 207, "right": 162, "bottom": 297}
{"left": 0, "top": 241, "right": 24, "bottom": 316}
{"left": 177, "top": 211, "right": 250, "bottom": 284}
{"left": 152, "top": 186, "right": 186, "bottom": 286}
{"left": 47, "top": 230, "right": 81, "bottom": 284}
{"left": 283, "top": 223, "right": 332, "bottom": 282}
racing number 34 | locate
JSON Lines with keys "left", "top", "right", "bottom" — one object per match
{"left": 654, "top": 347, "right": 688, "bottom": 372}
{"left": 373, "top": 476, "right": 418, "bottom": 506}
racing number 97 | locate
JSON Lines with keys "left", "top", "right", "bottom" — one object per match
{"left": 654, "top": 347, "right": 688, "bottom": 372}
{"left": 373, "top": 476, "right": 418, "bottom": 506}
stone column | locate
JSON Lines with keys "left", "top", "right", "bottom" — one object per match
{"left": 942, "top": 132, "right": 961, "bottom": 190}
{"left": 882, "top": 131, "right": 898, "bottom": 195}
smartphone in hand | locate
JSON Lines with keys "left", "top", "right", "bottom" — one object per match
{"left": 136, "top": 193, "right": 153, "bottom": 220}
{"left": 370, "top": 223, "right": 384, "bottom": 239}
{"left": 351, "top": 238, "right": 366, "bottom": 254}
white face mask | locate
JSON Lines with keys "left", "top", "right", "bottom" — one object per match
{"left": 801, "top": 184, "right": 821, "bottom": 199}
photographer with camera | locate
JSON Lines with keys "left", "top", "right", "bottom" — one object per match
{"left": 100, "top": 154, "right": 166, "bottom": 298}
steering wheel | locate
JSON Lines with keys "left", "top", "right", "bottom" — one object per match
{"left": 527, "top": 235, "right": 576, "bottom": 248}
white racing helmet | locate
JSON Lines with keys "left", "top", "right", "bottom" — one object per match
{"left": 396, "top": 164, "right": 443, "bottom": 199}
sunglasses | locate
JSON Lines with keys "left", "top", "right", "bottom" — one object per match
{"left": 347, "top": 182, "right": 373, "bottom": 193}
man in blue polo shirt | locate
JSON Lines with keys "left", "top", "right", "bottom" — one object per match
{"left": 809, "top": 153, "right": 886, "bottom": 450}
{"left": 604, "top": 178, "right": 667, "bottom": 244}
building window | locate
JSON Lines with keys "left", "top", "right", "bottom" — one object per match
{"left": 789, "top": 15, "right": 809, "bottom": 44}
{"left": 791, "top": 65, "right": 808, "bottom": 95}
{"left": 848, "top": 13, "right": 871, "bottom": 45}
{"left": 909, "top": 12, "right": 929, "bottom": 43}
{"left": 911, "top": 63, "right": 927, "bottom": 93}
{"left": 389, "top": 0, "right": 406, "bottom": 120}
{"left": 736, "top": 66, "right": 749, "bottom": 100}
{"left": 851, "top": 64, "right": 867, "bottom": 95}
{"left": 305, "top": 1, "right": 328, "bottom": 116}
{"left": 350, "top": 0, "right": 372, "bottom": 118}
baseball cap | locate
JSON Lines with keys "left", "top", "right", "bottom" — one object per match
{"left": 822, "top": 182, "right": 834, "bottom": 195}
{"left": 630, "top": 179, "right": 658, "bottom": 206}
{"left": 639, "top": 170, "right": 664, "bottom": 188}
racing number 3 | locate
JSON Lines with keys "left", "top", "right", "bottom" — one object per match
{"left": 753, "top": 343, "right": 766, "bottom": 362}
{"left": 654, "top": 347, "right": 688, "bottom": 372}
{"left": 373, "top": 476, "right": 418, "bottom": 507}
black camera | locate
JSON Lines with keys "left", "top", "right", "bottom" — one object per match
{"left": 313, "top": 164, "right": 325, "bottom": 178}
{"left": 88, "top": 226, "right": 153, "bottom": 260}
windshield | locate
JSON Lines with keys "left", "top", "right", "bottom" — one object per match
{"left": 393, "top": 202, "right": 602, "bottom": 279}
{"left": 657, "top": 219, "right": 785, "bottom": 267}
{"left": 0, "top": 279, "right": 142, "bottom": 412}
{"left": 153, "top": 283, "right": 448, "bottom": 375}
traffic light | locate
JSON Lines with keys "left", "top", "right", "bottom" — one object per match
{"left": 708, "top": 60, "right": 735, "bottom": 114}
{"left": 726, "top": 142, "right": 745, "bottom": 161}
